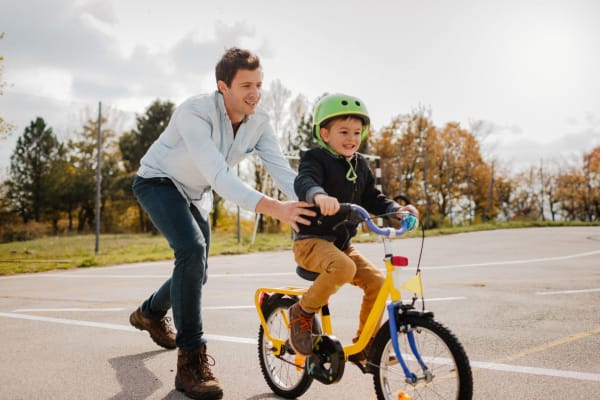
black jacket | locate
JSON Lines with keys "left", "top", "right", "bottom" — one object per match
{"left": 294, "top": 148, "right": 398, "bottom": 250}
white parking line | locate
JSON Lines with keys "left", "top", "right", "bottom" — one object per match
{"left": 0, "top": 312, "right": 136, "bottom": 332}
{"left": 415, "top": 296, "right": 466, "bottom": 302}
{"left": 1, "top": 249, "right": 599, "bottom": 281}
{"left": 204, "top": 305, "right": 255, "bottom": 310}
{"left": 1, "top": 311, "right": 598, "bottom": 382}
{"left": 536, "top": 288, "right": 600, "bottom": 295}
{"left": 13, "top": 307, "right": 126, "bottom": 312}
{"left": 425, "top": 249, "right": 600, "bottom": 270}
{"left": 471, "top": 361, "right": 600, "bottom": 382}
{"left": 201, "top": 298, "right": 466, "bottom": 311}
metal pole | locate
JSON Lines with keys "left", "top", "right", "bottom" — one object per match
{"left": 237, "top": 164, "right": 241, "bottom": 243}
{"left": 95, "top": 102, "right": 102, "bottom": 254}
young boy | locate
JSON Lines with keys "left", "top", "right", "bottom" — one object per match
{"left": 289, "top": 93, "right": 418, "bottom": 358}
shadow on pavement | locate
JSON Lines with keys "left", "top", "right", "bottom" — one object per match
{"left": 245, "top": 394, "right": 289, "bottom": 400}
{"left": 109, "top": 349, "right": 174, "bottom": 400}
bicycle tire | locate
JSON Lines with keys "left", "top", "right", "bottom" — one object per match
{"left": 371, "top": 315, "right": 473, "bottom": 400}
{"left": 257, "top": 296, "right": 313, "bottom": 398}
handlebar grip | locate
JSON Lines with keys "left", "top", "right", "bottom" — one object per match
{"left": 338, "top": 203, "right": 353, "bottom": 216}
{"left": 401, "top": 212, "right": 418, "bottom": 231}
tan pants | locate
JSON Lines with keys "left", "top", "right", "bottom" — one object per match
{"left": 293, "top": 238, "right": 385, "bottom": 337}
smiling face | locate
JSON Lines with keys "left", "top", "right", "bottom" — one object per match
{"left": 218, "top": 67, "right": 263, "bottom": 124}
{"left": 319, "top": 116, "right": 364, "bottom": 158}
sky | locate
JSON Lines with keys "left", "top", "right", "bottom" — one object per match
{"left": 1, "top": 0, "right": 599, "bottom": 176}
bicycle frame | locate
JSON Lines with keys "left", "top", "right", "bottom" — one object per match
{"left": 255, "top": 204, "right": 424, "bottom": 367}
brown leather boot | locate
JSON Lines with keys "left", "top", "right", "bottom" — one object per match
{"left": 175, "top": 345, "right": 223, "bottom": 400}
{"left": 129, "top": 307, "right": 176, "bottom": 349}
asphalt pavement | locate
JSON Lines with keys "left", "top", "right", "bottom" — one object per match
{"left": 1, "top": 226, "right": 599, "bottom": 399}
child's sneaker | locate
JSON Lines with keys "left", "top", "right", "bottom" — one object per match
{"left": 288, "top": 303, "right": 314, "bottom": 355}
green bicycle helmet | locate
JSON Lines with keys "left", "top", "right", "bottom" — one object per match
{"left": 313, "top": 93, "right": 370, "bottom": 149}
{"left": 313, "top": 93, "right": 370, "bottom": 181}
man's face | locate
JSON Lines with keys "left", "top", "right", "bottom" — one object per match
{"left": 218, "top": 67, "right": 263, "bottom": 123}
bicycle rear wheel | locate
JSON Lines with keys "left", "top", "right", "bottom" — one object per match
{"left": 257, "top": 296, "right": 313, "bottom": 398}
{"left": 371, "top": 315, "right": 473, "bottom": 400}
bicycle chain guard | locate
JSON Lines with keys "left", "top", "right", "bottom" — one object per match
{"left": 306, "top": 335, "right": 345, "bottom": 384}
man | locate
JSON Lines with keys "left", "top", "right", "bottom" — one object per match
{"left": 129, "top": 47, "right": 314, "bottom": 400}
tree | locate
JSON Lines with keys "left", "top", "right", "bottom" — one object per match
{"left": 511, "top": 167, "right": 542, "bottom": 220}
{"left": 67, "top": 116, "right": 120, "bottom": 232}
{"left": 0, "top": 32, "right": 14, "bottom": 140}
{"left": 252, "top": 81, "right": 295, "bottom": 233}
{"left": 262, "top": 79, "right": 292, "bottom": 148}
{"left": 377, "top": 107, "right": 436, "bottom": 226}
{"left": 583, "top": 146, "right": 600, "bottom": 221}
{"left": 430, "top": 122, "right": 486, "bottom": 224}
{"left": 285, "top": 94, "right": 310, "bottom": 153}
{"left": 555, "top": 166, "right": 586, "bottom": 221}
{"left": 6, "top": 117, "right": 63, "bottom": 223}
{"left": 119, "top": 99, "right": 175, "bottom": 173}
{"left": 292, "top": 112, "right": 317, "bottom": 153}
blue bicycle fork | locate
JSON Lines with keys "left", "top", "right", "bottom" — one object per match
{"left": 387, "top": 302, "right": 430, "bottom": 383}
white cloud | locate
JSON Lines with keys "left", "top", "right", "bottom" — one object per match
{"left": 1, "top": 0, "right": 599, "bottom": 173}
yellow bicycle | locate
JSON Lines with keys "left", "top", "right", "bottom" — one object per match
{"left": 254, "top": 203, "right": 473, "bottom": 400}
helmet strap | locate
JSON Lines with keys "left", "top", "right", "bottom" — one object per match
{"left": 345, "top": 158, "right": 358, "bottom": 182}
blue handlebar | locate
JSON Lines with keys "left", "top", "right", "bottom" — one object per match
{"left": 339, "top": 203, "right": 417, "bottom": 237}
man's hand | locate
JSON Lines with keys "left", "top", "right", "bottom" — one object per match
{"left": 314, "top": 194, "right": 340, "bottom": 216}
{"left": 255, "top": 197, "right": 316, "bottom": 233}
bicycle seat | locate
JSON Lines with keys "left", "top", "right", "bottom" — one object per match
{"left": 296, "top": 266, "right": 319, "bottom": 281}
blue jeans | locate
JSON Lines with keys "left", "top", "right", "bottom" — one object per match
{"left": 132, "top": 175, "right": 210, "bottom": 350}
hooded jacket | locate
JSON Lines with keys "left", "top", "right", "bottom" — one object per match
{"left": 294, "top": 147, "right": 399, "bottom": 250}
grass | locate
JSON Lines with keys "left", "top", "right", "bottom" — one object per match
{"left": 0, "top": 232, "right": 295, "bottom": 275}
{"left": 1, "top": 220, "right": 597, "bottom": 276}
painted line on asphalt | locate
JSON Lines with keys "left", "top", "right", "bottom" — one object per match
{"left": 470, "top": 361, "right": 600, "bottom": 382}
{"left": 201, "top": 297, "right": 466, "bottom": 310}
{"left": 0, "top": 311, "right": 136, "bottom": 331}
{"left": 13, "top": 307, "right": 126, "bottom": 312}
{"left": 9, "top": 298, "right": 465, "bottom": 314}
{"left": 1, "top": 311, "right": 598, "bottom": 382}
{"left": 424, "top": 249, "right": 600, "bottom": 270}
{"left": 2, "top": 249, "right": 599, "bottom": 281}
{"left": 414, "top": 296, "right": 466, "bottom": 302}
{"left": 496, "top": 327, "right": 600, "bottom": 365}
{"left": 535, "top": 288, "right": 600, "bottom": 295}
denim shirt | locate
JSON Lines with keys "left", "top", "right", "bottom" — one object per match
{"left": 137, "top": 91, "right": 297, "bottom": 218}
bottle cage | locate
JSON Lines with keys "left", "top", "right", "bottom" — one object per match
{"left": 306, "top": 335, "right": 345, "bottom": 384}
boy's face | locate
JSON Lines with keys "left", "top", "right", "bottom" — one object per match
{"left": 218, "top": 67, "right": 263, "bottom": 123}
{"left": 320, "top": 117, "right": 363, "bottom": 158}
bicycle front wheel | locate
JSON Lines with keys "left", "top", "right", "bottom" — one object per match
{"left": 371, "top": 315, "right": 473, "bottom": 400}
{"left": 257, "top": 296, "right": 313, "bottom": 398}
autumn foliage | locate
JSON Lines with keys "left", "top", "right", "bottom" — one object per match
{"left": 1, "top": 99, "right": 598, "bottom": 243}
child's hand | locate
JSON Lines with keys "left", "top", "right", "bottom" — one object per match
{"left": 314, "top": 194, "right": 340, "bottom": 216}
{"left": 397, "top": 204, "right": 419, "bottom": 218}
{"left": 396, "top": 205, "right": 419, "bottom": 231}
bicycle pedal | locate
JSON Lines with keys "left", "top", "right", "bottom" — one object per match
{"left": 294, "top": 354, "right": 306, "bottom": 372}
{"left": 347, "top": 356, "right": 369, "bottom": 374}
{"left": 284, "top": 339, "right": 296, "bottom": 354}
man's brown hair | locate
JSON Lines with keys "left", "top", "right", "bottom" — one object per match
{"left": 215, "top": 47, "right": 261, "bottom": 89}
